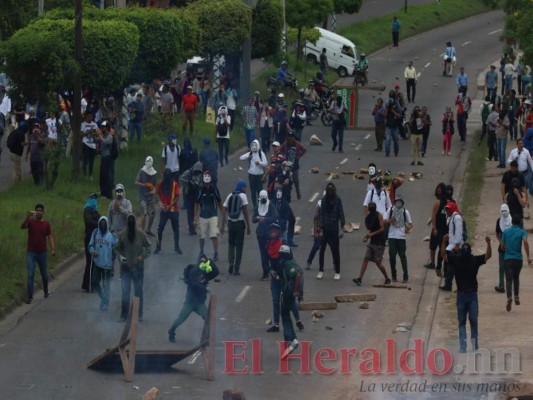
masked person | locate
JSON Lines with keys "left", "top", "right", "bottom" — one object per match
{"left": 108, "top": 183, "right": 132, "bottom": 276}
{"left": 239, "top": 139, "right": 268, "bottom": 209}
{"left": 363, "top": 177, "right": 391, "bottom": 217}
{"left": 440, "top": 201, "right": 465, "bottom": 291}
{"left": 317, "top": 183, "right": 345, "bottom": 280}
{"left": 307, "top": 192, "right": 324, "bottom": 269}
{"left": 88, "top": 216, "right": 118, "bottom": 311}
{"left": 134, "top": 156, "right": 157, "bottom": 237}
{"left": 168, "top": 255, "right": 219, "bottom": 343}
{"left": 154, "top": 168, "right": 182, "bottom": 254}
{"left": 274, "top": 161, "right": 295, "bottom": 204}
{"left": 253, "top": 190, "right": 278, "bottom": 280}
{"left": 82, "top": 193, "right": 100, "bottom": 292}
{"left": 272, "top": 189, "right": 297, "bottom": 247}
{"left": 425, "top": 183, "right": 447, "bottom": 272}
{"left": 195, "top": 171, "right": 223, "bottom": 260}
{"left": 180, "top": 161, "right": 203, "bottom": 235}
{"left": 353, "top": 201, "right": 391, "bottom": 286}
{"left": 495, "top": 204, "right": 512, "bottom": 293}
{"left": 116, "top": 214, "right": 151, "bottom": 322}
{"left": 441, "top": 236, "right": 491, "bottom": 352}
{"left": 161, "top": 134, "right": 181, "bottom": 182}
{"left": 280, "top": 132, "right": 307, "bottom": 201}
{"left": 384, "top": 194, "right": 413, "bottom": 283}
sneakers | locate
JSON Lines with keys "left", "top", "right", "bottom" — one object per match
{"left": 515, "top": 297, "right": 520, "bottom": 305}
{"left": 281, "top": 339, "right": 300, "bottom": 360}
{"left": 260, "top": 274, "right": 269, "bottom": 281}
{"left": 417, "top": 161, "right": 424, "bottom": 166}
{"left": 439, "top": 286, "right": 452, "bottom": 291}
{"left": 306, "top": 262, "right": 311, "bottom": 270}
{"left": 424, "top": 262, "right": 435, "bottom": 269}
{"left": 168, "top": 329, "right": 176, "bottom": 343}
{"left": 175, "top": 247, "right": 183, "bottom": 254}
{"left": 316, "top": 271, "right": 323, "bottom": 279}
{"left": 44, "top": 292, "right": 50, "bottom": 299}
{"left": 228, "top": 265, "right": 234, "bottom": 274}
{"left": 410, "top": 161, "right": 415, "bottom": 165}
{"left": 353, "top": 277, "right": 362, "bottom": 286}
{"left": 296, "top": 320, "right": 304, "bottom": 331}
{"left": 392, "top": 277, "right": 398, "bottom": 283}
{"left": 267, "top": 325, "right": 280, "bottom": 333}
{"left": 154, "top": 246, "right": 161, "bottom": 254}
{"left": 119, "top": 316, "right": 127, "bottom": 323}
{"left": 506, "top": 299, "right": 512, "bottom": 312}
{"left": 334, "top": 273, "right": 341, "bottom": 280}
{"left": 213, "top": 252, "right": 219, "bottom": 262}
{"left": 288, "top": 242, "right": 298, "bottom": 248}
{"left": 384, "top": 278, "right": 392, "bottom": 285}
{"left": 494, "top": 286, "right": 505, "bottom": 293}
{"left": 100, "top": 303, "right": 108, "bottom": 311}
{"left": 402, "top": 276, "right": 408, "bottom": 283}
{"left": 26, "top": 298, "right": 33, "bottom": 304}
{"left": 436, "top": 269, "right": 443, "bottom": 277}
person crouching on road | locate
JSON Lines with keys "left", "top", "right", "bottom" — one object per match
{"left": 116, "top": 214, "right": 151, "bottom": 322}
{"left": 88, "top": 216, "right": 117, "bottom": 311}
{"left": 167, "top": 254, "right": 219, "bottom": 343}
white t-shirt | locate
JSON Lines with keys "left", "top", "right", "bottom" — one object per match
{"left": 223, "top": 192, "right": 248, "bottom": 221}
{"left": 363, "top": 189, "right": 391, "bottom": 217}
{"left": 46, "top": 117, "right": 58, "bottom": 141}
{"left": 81, "top": 121, "right": 98, "bottom": 149}
{"left": 384, "top": 207, "right": 412, "bottom": 240}
{"left": 162, "top": 144, "right": 180, "bottom": 173}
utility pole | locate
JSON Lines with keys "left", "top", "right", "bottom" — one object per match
{"left": 72, "top": 0, "right": 83, "bottom": 179}
{"left": 240, "top": 0, "right": 252, "bottom": 101}
{"left": 38, "top": 0, "right": 44, "bottom": 16}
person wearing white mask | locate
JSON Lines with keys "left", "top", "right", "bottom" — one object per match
{"left": 239, "top": 139, "right": 268, "bottom": 209}
{"left": 253, "top": 190, "right": 278, "bottom": 280}
{"left": 161, "top": 134, "right": 180, "bottom": 182}
{"left": 495, "top": 204, "right": 512, "bottom": 293}
{"left": 135, "top": 156, "right": 157, "bottom": 237}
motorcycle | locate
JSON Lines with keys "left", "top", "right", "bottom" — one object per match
{"left": 266, "top": 75, "right": 298, "bottom": 93}
{"left": 353, "top": 65, "right": 367, "bottom": 87}
{"left": 399, "top": 109, "right": 411, "bottom": 140}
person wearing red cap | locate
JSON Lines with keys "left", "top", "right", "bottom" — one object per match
{"left": 440, "top": 201, "right": 465, "bottom": 291}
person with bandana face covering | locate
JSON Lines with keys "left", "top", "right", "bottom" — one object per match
{"left": 441, "top": 236, "right": 492, "bottom": 352}
{"left": 195, "top": 171, "right": 223, "bottom": 260}
{"left": 239, "top": 139, "right": 268, "bottom": 208}
{"left": 116, "top": 214, "right": 151, "bottom": 322}
{"left": 108, "top": 183, "right": 133, "bottom": 278}
{"left": 272, "top": 188, "right": 297, "bottom": 247}
{"left": 88, "top": 216, "right": 118, "bottom": 311}
{"left": 82, "top": 193, "right": 100, "bottom": 292}
{"left": 495, "top": 204, "right": 512, "bottom": 293}
{"left": 384, "top": 194, "right": 413, "bottom": 283}
{"left": 180, "top": 161, "right": 204, "bottom": 235}
{"left": 162, "top": 134, "right": 181, "bottom": 182}
{"left": 135, "top": 156, "right": 157, "bottom": 237}
{"left": 154, "top": 168, "right": 182, "bottom": 255}
{"left": 253, "top": 190, "right": 278, "bottom": 280}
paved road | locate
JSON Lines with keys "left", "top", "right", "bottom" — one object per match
{"left": 0, "top": 10, "right": 507, "bottom": 400}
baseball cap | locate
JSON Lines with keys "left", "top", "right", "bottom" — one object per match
{"left": 394, "top": 84, "right": 400, "bottom": 89}
{"left": 101, "top": 121, "right": 109, "bottom": 127}
{"left": 272, "top": 141, "right": 280, "bottom": 147}
{"left": 187, "top": 85, "right": 193, "bottom": 89}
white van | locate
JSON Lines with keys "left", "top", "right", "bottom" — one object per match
{"left": 304, "top": 27, "right": 357, "bottom": 77}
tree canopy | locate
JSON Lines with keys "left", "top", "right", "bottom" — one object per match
{"left": 333, "top": 0, "right": 363, "bottom": 14}
{"left": 499, "top": 0, "right": 533, "bottom": 65}
{"left": 251, "top": 0, "right": 282, "bottom": 59}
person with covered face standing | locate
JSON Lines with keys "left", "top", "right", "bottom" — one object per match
{"left": 239, "top": 139, "right": 268, "bottom": 209}
{"left": 495, "top": 204, "right": 512, "bottom": 293}
{"left": 154, "top": 168, "right": 182, "bottom": 255}
{"left": 135, "top": 156, "right": 157, "bottom": 237}
{"left": 384, "top": 194, "right": 413, "bottom": 283}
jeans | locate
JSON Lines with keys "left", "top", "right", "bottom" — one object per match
{"left": 293, "top": 127, "right": 303, "bottom": 142}
{"left": 497, "top": 251, "right": 505, "bottom": 288}
{"left": 120, "top": 265, "right": 144, "bottom": 319}
{"left": 281, "top": 292, "right": 297, "bottom": 343}
{"left": 270, "top": 277, "right": 300, "bottom": 326}
{"left": 508, "top": 113, "right": 517, "bottom": 140}
{"left": 504, "top": 259, "right": 522, "bottom": 300}
{"left": 319, "top": 230, "right": 340, "bottom": 273}
{"left": 388, "top": 238, "right": 408, "bottom": 280}
{"left": 406, "top": 79, "right": 416, "bottom": 102}
{"left": 244, "top": 127, "right": 256, "bottom": 148}
{"left": 128, "top": 121, "right": 143, "bottom": 143}
{"left": 421, "top": 127, "right": 430, "bottom": 155}
{"left": 249, "top": 173, "right": 263, "bottom": 210}
{"left": 228, "top": 220, "right": 245, "bottom": 272}
{"left": 456, "top": 291, "right": 479, "bottom": 351}
{"left": 392, "top": 31, "right": 399, "bottom": 47}
{"left": 257, "top": 235, "right": 269, "bottom": 277}
{"left": 496, "top": 137, "right": 507, "bottom": 165}
{"left": 82, "top": 145, "right": 96, "bottom": 177}
{"left": 331, "top": 122, "right": 344, "bottom": 152}
{"left": 375, "top": 123, "right": 385, "bottom": 151}
{"left": 385, "top": 126, "right": 399, "bottom": 156}
{"left": 218, "top": 138, "right": 229, "bottom": 166}
{"left": 504, "top": 75, "right": 513, "bottom": 93}
{"left": 92, "top": 265, "right": 111, "bottom": 309}
{"left": 260, "top": 126, "right": 271, "bottom": 153}
{"left": 486, "top": 87, "right": 497, "bottom": 105}
{"left": 307, "top": 237, "right": 321, "bottom": 265}
{"left": 169, "top": 300, "right": 207, "bottom": 334}
{"left": 157, "top": 210, "right": 180, "bottom": 251}
{"left": 27, "top": 251, "right": 49, "bottom": 299}
{"left": 184, "top": 192, "right": 196, "bottom": 233}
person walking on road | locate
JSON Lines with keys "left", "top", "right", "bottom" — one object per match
{"left": 180, "top": 161, "right": 203, "bottom": 235}
{"left": 161, "top": 134, "right": 181, "bottom": 182}
{"left": 420, "top": 105, "right": 432, "bottom": 157}
{"left": 116, "top": 214, "right": 151, "bottom": 322}
{"left": 221, "top": 180, "right": 251, "bottom": 276}
{"left": 500, "top": 214, "right": 532, "bottom": 312}
{"left": 21, "top": 204, "right": 55, "bottom": 304}
{"left": 180, "top": 85, "right": 197, "bottom": 136}
{"left": 441, "top": 236, "right": 491, "bottom": 353}
{"left": 253, "top": 190, "right": 278, "bottom": 280}
{"left": 495, "top": 204, "right": 512, "bottom": 293}
{"left": 167, "top": 255, "right": 219, "bottom": 343}
{"left": 384, "top": 194, "right": 412, "bottom": 283}
{"left": 424, "top": 183, "right": 449, "bottom": 274}
{"left": 441, "top": 106, "right": 455, "bottom": 156}
{"left": 134, "top": 156, "right": 157, "bottom": 237}
{"left": 456, "top": 67, "right": 468, "bottom": 93}
{"left": 507, "top": 138, "right": 533, "bottom": 196}
{"left": 195, "top": 171, "right": 223, "bottom": 260}
{"left": 242, "top": 98, "right": 258, "bottom": 148}
{"left": 353, "top": 201, "right": 391, "bottom": 286}
{"left": 404, "top": 61, "right": 417, "bottom": 104}
{"left": 455, "top": 88, "right": 471, "bottom": 142}
{"left": 391, "top": 16, "right": 400, "bottom": 47}
{"left": 409, "top": 106, "right": 424, "bottom": 165}
{"left": 317, "top": 182, "right": 345, "bottom": 280}
{"left": 215, "top": 107, "right": 231, "bottom": 167}
{"left": 384, "top": 92, "right": 402, "bottom": 157}
{"left": 280, "top": 132, "right": 306, "bottom": 201}
{"left": 372, "top": 98, "right": 386, "bottom": 152}
{"left": 154, "top": 168, "right": 182, "bottom": 254}
{"left": 239, "top": 139, "right": 268, "bottom": 209}
{"left": 88, "top": 216, "right": 117, "bottom": 311}
{"left": 82, "top": 194, "right": 100, "bottom": 292}
{"left": 485, "top": 65, "right": 498, "bottom": 104}
{"left": 329, "top": 95, "right": 347, "bottom": 153}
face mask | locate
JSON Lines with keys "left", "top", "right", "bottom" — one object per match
{"left": 461, "top": 245, "right": 472, "bottom": 257}
{"left": 395, "top": 201, "right": 403, "bottom": 208}
{"left": 501, "top": 210, "right": 510, "bottom": 218}
{"left": 145, "top": 159, "right": 153, "bottom": 169}
{"left": 368, "top": 166, "right": 376, "bottom": 176}
{"left": 172, "top": 139, "right": 177, "bottom": 145}
{"left": 276, "top": 191, "right": 282, "bottom": 199}
{"left": 203, "top": 175, "right": 211, "bottom": 184}
{"left": 99, "top": 221, "right": 107, "bottom": 233}
{"left": 260, "top": 198, "right": 267, "bottom": 204}
{"left": 251, "top": 143, "right": 258, "bottom": 152}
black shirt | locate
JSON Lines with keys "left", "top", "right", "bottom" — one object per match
{"left": 196, "top": 186, "right": 221, "bottom": 219}
{"left": 501, "top": 170, "right": 525, "bottom": 196}
{"left": 366, "top": 212, "right": 385, "bottom": 245}
{"left": 448, "top": 254, "right": 486, "bottom": 292}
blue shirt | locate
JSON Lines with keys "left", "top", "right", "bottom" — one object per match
{"left": 502, "top": 225, "right": 527, "bottom": 261}
{"left": 445, "top": 46, "right": 456, "bottom": 59}
{"left": 277, "top": 67, "right": 289, "bottom": 82}
{"left": 392, "top": 19, "right": 400, "bottom": 32}
{"left": 524, "top": 128, "right": 533, "bottom": 154}
{"left": 485, "top": 70, "right": 498, "bottom": 89}
{"left": 456, "top": 73, "right": 468, "bottom": 88}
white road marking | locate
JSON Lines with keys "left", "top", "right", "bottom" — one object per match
{"left": 188, "top": 350, "right": 202, "bottom": 364}
{"left": 364, "top": 133, "right": 371, "bottom": 139}
{"left": 340, "top": 158, "right": 348, "bottom": 165}
{"left": 295, "top": 216, "right": 301, "bottom": 224}
{"left": 424, "top": 62, "right": 431, "bottom": 68}
{"left": 461, "top": 41, "right": 472, "bottom": 46}
{"left": 327, "top": 174, "right": 333, "bottom": 181}
{"left": 417, "top": 72, "right": 421, "bottom": 78}
{"left": 439, "top": 52, "right": 445, "bottom": 57}
{"left": 355, "top": 144, "right": 362, "bottom": 151}
{"left": 235, "top": 285, "right": 251, "bottom": 303}
{"left": 309, "top": 192, "right": 319, "bottom": 203}
{"left": 488, "top": 28, "right": 502, "bottom": 36}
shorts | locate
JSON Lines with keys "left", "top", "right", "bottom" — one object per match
{"left": 199, "top": 216, "right": 219, "bottom": 239}
{"left": 365, "top": 243, "right": 385, "bottom": 264}
{"left": 429, "top": 231, "right": 444, "bottom": 251}
{"left": 140, "top": 199, "right": 155, "bottom": 217}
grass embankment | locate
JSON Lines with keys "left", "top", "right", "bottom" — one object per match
{"left": 461, "top": 131, "right": 485, "bottom": 237}
{"left": 0, "top": 114, "right": 246, "bottom": 310}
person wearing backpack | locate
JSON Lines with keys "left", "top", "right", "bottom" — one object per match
{"left": 253, "top": 190, "right": 278, "bottom": 280}
{"left": 215, "top": 106, "right": 231, "bottom": 167}
{"left": 221, "top": 180, "right": 251, "bottom": 276}
{"left": 161, "top": 134, "right": 181, "bottom": 183}
{"left": 384, "top": 194, "right": 413, "bottom": 283}
{"left": 440, "top": 201, "right": 466, "bottom": 291}
{"left": 7, "top": 122, "right": 29, "bottom": 182}
{"left": 239, "top": 139, "right": 268, "bottom": 209}
{"left": 194, "top": 171, "right": 223, "bottom": 260}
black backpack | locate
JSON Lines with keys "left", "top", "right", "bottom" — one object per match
{"left": 6, "top": 129, "right": 20, "bottom": 153}
{"left": 217, "top": 118, "right": 228, "bottom": 137}
{"left": 227, "top": 191, "right": 242, "bottom": 219}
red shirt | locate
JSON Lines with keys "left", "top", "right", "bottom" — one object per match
{"left": 156, "top": 181, "right": 180, "bottom": 212}
{"left": 26, "top": 218, "right": 52, "bottom": 253}
{"left": 182, "top": 93, "right": 198, "bottom": 112}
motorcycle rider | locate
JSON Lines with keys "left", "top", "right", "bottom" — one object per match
{"left": 443, "top": 41, "right": 456, "bottom": 77}
{"left": 304, "top": 82, "right": 318, "bottom": 125}
{"left": 277, "top": 61, "right": 293, "bottom": 87}
{"left": 313, "top": 72, "right": 327, "bottom": 98}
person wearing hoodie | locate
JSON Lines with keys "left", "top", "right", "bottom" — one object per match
{"left": 178, "top": 137, "right": 198, "bottom": 176}
{"left": 279, "top": 132, "right": 307, "bottom": 200}
{"left": 154, "top": 168, "right": 182, "bottom": 254}
{"left": 317, "top": 182, "right": 345, "bottom": 280}
{"left": 116, "top": 214, "right": 151, "bottom": 322}
{"left": 239, "top": 139, "right": 268, "bottom": 209}
{"left": 180, "top": 161, "right": 203, "bottom": 235}
{"left": 168, "top": 254, "right": 219, "bottom": 343}
{"left": 253, "top": 190, "right": 278, "bottom": 280}
{"left": 199, "top": 137, "right": 219, "bottom": 187}
{"left": 495, "top": 204, "right": 512, "bottom": 293}
{"left": 82, "top": 193, "right": 100, "bottom": 292}
{"left": 162, "top": 134, "right": 181, "bottom": 182}
{"left": 108, "top": 183, "right": 133, "bottom": 234}
{"left": 134, "top": 156, "right": 157, "bottom": 237}
{"left": 272, "top": 188, "right": 297, "bottom": 247}
{"left": 221, "top": 180, "right": 251, "bottom": 275}
{"left": 440, "top": 201, "right": 465, "bottom": 291}
{"left": 88, "top": 216, "right": 118, "bottom": 311}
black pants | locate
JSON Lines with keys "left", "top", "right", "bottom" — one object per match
{"left": 504, "top": 259, "right": 522, "bottom": 299}
{"left": 487, "top": 130, "right": 497, "bottom": 161}
{"left": 228, "top": 220, "right": 245, "bottom": 272}
{"left": 319, "top": 230, "right": 340, "bottom": 273}
{"left": 218, "top": 138, "right": 229, "bottom": 166}
{"left": 184, "top": 192, "right": 196, "bottom": 233}
{"left": 82, "top": 145, "right": 96, "bottom": 177}
{"left": 82, "top": 233, "right": 92, "bottom": 291}
{"left": 406, "top": 79, "right": 416, "bottom": 102}
{"left": 157, "top": 210, "right": 180, "bottom": 251}
{"left": 443, "top": 251, "right": 454, "bottom": 290}
{"left": 30, "top": 160, "right": 44, "bottom": 185}
{"left": 99, "top": 156, "right": 113, "bottom": 199}
{"left": 249, "top": 173, "right": 263, "bottom": 210}
{"left": 392, "top": 31, "right": 399, "bottom": 47}
{"left": 257, "top": 235, "right": 269, "bottom": 277}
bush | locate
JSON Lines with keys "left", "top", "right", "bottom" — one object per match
{"left": 251, "top": 0, "right": 282, "bottom": 59}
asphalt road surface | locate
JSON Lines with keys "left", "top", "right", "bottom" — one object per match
{"left": 0, "top": 10, "right": 506, "bottom": 400}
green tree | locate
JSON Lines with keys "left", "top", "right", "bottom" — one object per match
{"left": 286, "top": 0, "right": 334, "bottom": 61}
{"left": 251, "top": 0, "right": 282, "bottom": 58}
